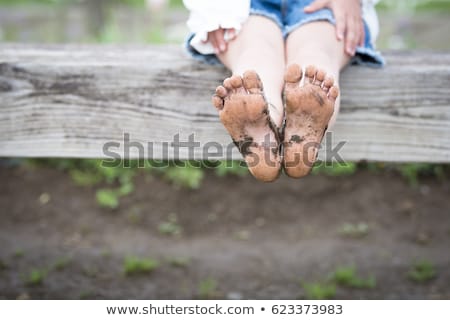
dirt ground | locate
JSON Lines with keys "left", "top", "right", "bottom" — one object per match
{"left": 0, "top": 165, "right": 449, "bottom": 299}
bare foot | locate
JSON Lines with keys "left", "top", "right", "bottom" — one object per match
{"left": 212, "top": 71, "right": 281, "bottom": 182}
{"left": 282, "top": 64, "right": 339, "bottom": 178}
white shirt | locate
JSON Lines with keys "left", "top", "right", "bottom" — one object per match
{"left": 183, "top": 0, "right": 380, "bottom": 54}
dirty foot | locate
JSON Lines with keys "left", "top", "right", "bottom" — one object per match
{"left": 282, "top": 64, "right": 339, "bottom": 178}
{"left": 212, "top": 71, "right": 281, "bottom": 182}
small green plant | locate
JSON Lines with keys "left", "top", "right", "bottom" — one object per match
{"left": 124, "top": 257, "right": 159, "bottom": 276}
{"left": 53, "top": 257, "right": 72, "bottom": 271}
{"left": 13, "top": 249, "right": 24, "bottom": 258}
{"left": 393, "top": 163, "right": 446, "bottom": 187}
{"left": 96, "top": 189, "right": 120, "bottom": 209}
{"left": 312, "top": 162, "right": 357, "bottom": 176}
{"left": 198, "top": 278, "right": 218, "bottom": 299}
{"left": 79, "top": 290, "right": 94, "bottom": 299}
{"left": 215, "top": 161, "right": 248, "bottom": 177}
{"left": 331, "top": 266, "right": 376, "bottom": 289}
{"left": 397, "top": 164, "right": 429, "bottom": 187}
{"left": 168, "top": 257, "right": 191, "bottom": 268}
{"left": 338, "top": 223, "right": 370, "bottom": 238}
{"left": 164, "top": 164, "right": 204, "bottom": 189}
{"left": 24, "top": 269, "right": 46, "bottom": 286}
{"left": 302, "top": 282, "right": 336, "bottom": 300}
{"left": 408, "top": 260, "right": 436, "bottom": 283}
{"left": 33, "top": 159, "right": 137, "bottom": 209}
{"left": 70, "top": 169, "right": 102, "bottom": 187}
{"left": 158, "top": 214, "right": 182, "bottom": 236}
{"left": 96, "top": 180, "right": 134, "bottom": 209}
{"left": 118, "top": 181, "right": 134, "bottom": 196}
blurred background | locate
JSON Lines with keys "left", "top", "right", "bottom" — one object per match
{"left": 0, "top": 0, "right": 449, "bottom": 49}
{"left": 0, "top": 0, "right": 449, "bottom": 300}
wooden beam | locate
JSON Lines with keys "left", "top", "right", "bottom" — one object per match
{"left": 0, "top": 44, "right": 449, "bottom": 162}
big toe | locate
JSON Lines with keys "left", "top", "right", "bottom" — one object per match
{"left": 284, "top": 64, "right": 303, "bottom": 85}
{"left": 229, "top": 75, "right": 244, "bottom": 89}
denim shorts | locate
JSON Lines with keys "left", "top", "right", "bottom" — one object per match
{"left": 185, "top": 0, "right": 385, "bottom": 68}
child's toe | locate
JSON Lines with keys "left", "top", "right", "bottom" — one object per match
{"left": 223, "top": 77, "right": 234, "bottom": 91}
{"left": 323, "top": 75, "right": 334, "bottom": 93}
{"left": 243, "top": 70, "right": 263, "bottom": 94}
{"left": 284, "top": 64, "right": 303, "bottom": 85}
{"left": 314, "top": 69, "right": 326, "bottom": 86}
{"left": 215, "top": 85, "right": 227, "bottom": 98}
{"left": 305, "top": 65, "right": 317, "bottom": 84}
{"left": 230, "top": 75, "right": 243, "bottom": 89}
{"left": 212, "top": 95, "right": 224, "bottom": 110}
{"left": 328, "top": 86, "right": 339, "bottom": 102}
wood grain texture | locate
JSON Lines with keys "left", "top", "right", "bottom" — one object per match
{"left": 0, "top": 44, "right": 449, "bottom": 162}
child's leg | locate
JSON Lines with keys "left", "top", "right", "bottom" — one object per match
{"left": 217, "top": 16, "right": 285, "bottom": 126}
{"left": 286, "top": 21, "right": 350, "bottom": 126}
{"left": 282, "top": 21, "right": 350, "bottom": 178}
{"left": 212, "top": 16, "right": 285, "bottom": 182}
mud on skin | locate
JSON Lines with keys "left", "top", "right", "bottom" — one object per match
{"left": 283, "top": 64, "right": 339, "bottom": 178}
{"left": 213, "top": 70, "right": 282, "bottom": 182}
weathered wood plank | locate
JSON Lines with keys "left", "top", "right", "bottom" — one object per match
{"left": 0, "top": 44, "right": 449, "bottom": 162}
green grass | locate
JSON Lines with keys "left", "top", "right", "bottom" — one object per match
{"left": 158, "top": 221, "right": 182, "bottom": 236}
{"left": 79, "top": 290, "right": 94, "bottom": 299}
{"left": 23, "top": 159, "right": 450, "bottom": 203}
{"left": 158, "top": 214, "right": 182, "bottom": 236}
{"left": 360, "top": 162, "right": 448, "bottom": 187}
{"left": 164, "top": 164, "right": 204, "bottom": 189}
{"left": 70, "top": 169, "right": 102, "bottom": 187}
{"left": 0, "top": 0, "right": 69, "bottom": 5}
{"left": 377, "top": 0, "right": 450, "bottom": 12}
{"left": 168, "top": 257, "right": 191, "bottom": 268}
{"left": 408, "top": 260, "right": 437, "bottom": 283}
{"left": 29, "top": 159, "right": 139, "bottom": 209}
{"left": 95, "top": 181, "right": 134, "bottom": 209}
{"left": 13, "top": 249, "right": 24, "bottom": 258}
{"left": 52, "top": 257, "right": 72, "bottom": 271}
{"left": 96, "top": 189, "right": 120, "bottom": 209}
{"left": 312, "top": 162, "right": 357, "bottom": 176}
{"left": 396, "top": 163, "right": 445, "bottom": 187}
{"left": 123, "top": 257, "right": 159, "bottom": 275}
{"left": 23, "top": 269, "right": 46, "bottom": 286}
{"left": 214, "top": 161, "right": 248, "bottom": 177}
{"left": 302, "top": 282, "right": 336, "bottom": 300}
{"left": 300, "top": 266, "right": 376, "bottom": 299}
{"left": 331, "top": 266, "right": 376, "bottom": 289}
{"left": 198, "top": 278, "right": 218, "bottom": 299}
